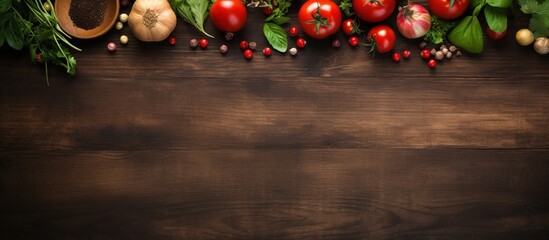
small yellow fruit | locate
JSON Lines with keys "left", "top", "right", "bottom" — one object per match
{"left": 516, "top": 29, "right": 534, "bottom": 46}
{"left": 120, "top": 35, "right": 129, "bottom": 45}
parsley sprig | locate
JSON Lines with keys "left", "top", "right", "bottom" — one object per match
{"left": 518, "top": 0, "right": 549, "bottom": 38}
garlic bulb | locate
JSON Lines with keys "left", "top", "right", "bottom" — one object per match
{"left": 128, "top": 0, "right": 176, "bottom": 42}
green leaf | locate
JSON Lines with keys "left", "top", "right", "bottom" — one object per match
{"left": 0, "top": 0, "right": 11, "bottom": 13}
{"left": 5, "top": 17, "right": 24, "bottom": 50}
{"left": 486, "top": 0, "right": 512, "bottom": 8}
{"left": 518, "top": 0, "right": 549, "bottom": 15}
{"left": 530, "top": 13, "right": 549, "bottom": 38}
{"left": 484, "top": 6, "right": 507, "bottom": 33}
{"left": 170, "top": 0, "right": 213, "bottom": 38}
{"left": 270, "top": 16, "right": 290, "bottom": 25}
{"left": 448, "top": 16, "right": 484, "bottom": 53}
{"left": 263, "top": 23, "right": 288, "bottom": 53}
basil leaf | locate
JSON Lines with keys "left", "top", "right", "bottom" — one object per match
{"left": 263, "top": 23, "right": 288, "bottom": 53}
{"left": 484, "top": 6, "right": 507, "bottom": 33}
{"left": 486, "top": 0, "right": 512, "bottom": 8}
{"left": 0, "top": 0, "right": 11, "bottom": 13}
{"left": 271, "top": 16, "right": 290, "bottom": 25}
{"left": 5, "top": 18, "right": 24, "bottom": 50}
{"left": 448, "top": 16, "right": 484, "bottom": 53}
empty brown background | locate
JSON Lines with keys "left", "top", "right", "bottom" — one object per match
{"left": 1, "top": 1, "right": 548, "bottom": 239}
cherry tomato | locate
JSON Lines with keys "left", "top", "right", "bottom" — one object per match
{"left": 244, "top": 49, "right": 253, "bottom": 59}
{"left": 36, "top": 53, "right": 43, "bottom": 63}
{"left": 428, "top": 0, "right": 469, "bottom": 20}
{"left": 210, "top": 0, "right": 248, "bottom": 32}
{"left": 428, "top": 59, "right": 437, "bottom": 68}
{"left": 421, "top": 49, "right": 431, "bottom": 59}
{"left": 296, "top": 38, "right": 307, "bottom": 48}
{"left": 349, "top": 36, "right": 359, "bottom": 47}
{"left": 298, "top": 0, "right": 342, "bottom": 39}
{"left": 263, "top": 47, "right": 272, "bottom": 56}
{"left": 341, "top": 19, "right": 361, "bottom": 36}
{"left": 366, "top": 25, "right": 396, "bottom": 54}
{"left": 289, "top": 26, "right": 299, "bottom": 37}
{"left": 486, "top": 27, "right": 507, "bottom": 40}
{"left": 262, "top": 6, "right": 275, "bottom": 15}
{"left": 199, "top": 38, "right": 208, "bottom": 49}
{"left": 353, "top": 0, "right": 395, "bottom": 23}
{"left": 240, "top": 40, "right": 249, "bottom": 50}
{"left": 402, "top": 49, "right": 411, "bottom": 59}
{"left": 392, "top": 52, "right": 401, "bottom": 62}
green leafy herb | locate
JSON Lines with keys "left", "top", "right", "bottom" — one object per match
{"left": 0, "top": 0, "right": 81, "bottom": 83}
{"left": 423, "top": 15, "right": 456, "bottom": 45}
{"left": 518, "top": 0, "right": 549, "bottom": 38}
{"left": 448, "top": 16, "right": 484, "bottom": 53}
{"left": 484, "top": 6, "right": 507, "bottom": 33}
{"left": 448, "top": 0, "right": 512, "bottom": 53}
{"left": 263, "top": 22, "right": 288, "bottom": 53}
{"left": 339, "top": 0, "right": 354, "bottom": 17}
{"left": 170, "top": 0, "right": 213, "bottom": 38}
{"left": 256, "top": 0, "right": 291, "bottom": 53}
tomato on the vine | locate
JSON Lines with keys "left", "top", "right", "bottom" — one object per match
{"left": 210, "top": 0, "right": 248, "bottom": 33}
{"left": 341, "top": 19, "right": 361, "bottom": 36}
{"left": 428, "top": 0, "right": 469, "bottom": 20}
{"left": 366, "top": 25, "right": 396, "bottom": 54}
{"left": 298, "top": 0, "right": 342, "bottom": 39}
{"left": 352, "top": 0, "right": 396, "bottom": 23}
{"left": 486, "top": 27, "right": 507, "bottom": 40}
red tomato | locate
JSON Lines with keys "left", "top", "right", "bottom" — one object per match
{"left": 366, "top": 25, "right": 396, "bottom": 54}
{"left": 428, "top": 59, "right": 437, "bottom": 68}
{"left": 262, "top": 6, "right": 275, "bottom": 15}
{"left": 402, "top": 49, "right": 411, "bottom": 59}
{"left": 392, "top": 52, "right": 401, "bottom": 62}
{"left": 352, "top": 0, "right": 395, "bottom": 23}
{"left": 428, "top": 0, "right": 470, "bottom": 20}
{"left": 210, "top": 0, "right": 248, "bottom": 33}
{"left": 289, "top": 26, "right": 299, "bottom": 37}
{"left": 349, "top": 36, "right": 359, "bottom": 47}
{"left": 486, "top": 27, "right": 507, "bottom": 40}
{"left": 421, "top": 49, "right": 431, "bottom": 59}
{"left": 341, "top": 19, "right": 361, "bottom": 36}
{"left": 298, "top": 0, "right": 342, "bottom": 39}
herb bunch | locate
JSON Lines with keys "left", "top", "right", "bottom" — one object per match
{"left": 0, "top": 0, "right": 81, "bottom": 83}
{"left": 518, "top": 0, "right": 549, "bottom": 38}
{"left": 250, "top": 0, "right": 291, "bottom": 53}
{"left": 169, "top": 0, "right": 214, "bottom": 38}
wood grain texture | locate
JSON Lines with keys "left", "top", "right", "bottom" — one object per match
{"left": 1, "top": 0, "right": 548, "bottom": 239}
{"left": 1, "top": 149, "right": 548, "bottom": 239}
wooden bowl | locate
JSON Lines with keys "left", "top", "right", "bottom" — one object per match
{"left": 55, "top": 0, "right": 120, "bottom": 39}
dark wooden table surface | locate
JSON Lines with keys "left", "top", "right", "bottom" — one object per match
{"left": 1, "top": 1, "right": 548, "bottom": 239}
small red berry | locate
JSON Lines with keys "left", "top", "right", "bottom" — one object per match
{"left": 296, "top": 38, "right": 306, "bottom": 48}
{"left": 421, "top": 49, "right": 431, "bottom": 59}
{"left": 168, "top": 36, "right": 176, "bottom": 45}
{"left": 348, "top": 36, "right": 359, "bottom": 47}
{"left": 402, "top": 49, "right": 411, "bottom": 59}
{"left": 392, "top": 52, "right": 401, "bottom": 62}
{"left": 428, "top": 59, "right": 437, "bottom": 69}
{"left": 239, "top": 40, "right": 249, "bottom": 50}
{"left": 199, "top": 38, "right": 208, "bottom": 49}
{"left": 244, "top": 49, "right": 253, "bottom": 59}
{"left": 289, "top": 26, "right": 298, "bottom": 37}
{"left": 262, "top": 6, "right": 274, "bottom": 15}
{"left": 263, "top": 47, "right": 272, "bottom": 56}
{"left": 36, "top": 53, "right": 43, "bottom": 63}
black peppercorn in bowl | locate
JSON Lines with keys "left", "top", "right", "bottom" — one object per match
{"left": 55, "top": 0, "right": 119, "bottom": 39}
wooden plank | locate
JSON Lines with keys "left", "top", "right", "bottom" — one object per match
{"left": 2, "top": 74, "right": 549, "bottom": 150}
{"left": 1, "top": 149, "right": 548, "bottom": 239}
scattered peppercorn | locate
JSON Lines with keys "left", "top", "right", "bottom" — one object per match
{"left": 435, "top": 51, "right": 444, "bottom": 61}
{"left": 107, "top": 42, "right": 116, "bottom": 52}
{"left": 456, "top": 51, "right": 462, "bottom": 57}
{"left": 445, "top": 52, "right": 453, "bottom": 59}
{"left": 199, "top": 38, "right": 208, "bottom": 49}
{"left": 331, "top": 38, "right": 341, "bottom": 48}
{"left": 115, "top": 21, "right": 123, "bottom": 30}
{"left": 119, "top": 13, "right": 129, "bottom": 23}
{"left": 289, "top": 47, "right": 297, "bottom": 56}
{"left": 220, "top": 44, "right": 228, "bottom": 54}
{"left": 263, "top": 47, "right": 272, "bottom": 56}
{"left": 248, "top": 41, "right": 257, "bottom": 51}
{"left": 69, "top": 0, "right": 107, "bottom": 30}
{"left": 225, "top": 32, "right": 234, "bottom": 41}
{"left": 120, "top": 35, "right": 128, "bottom": 45}
{"left": 419, "top": 41, "right": 428, "bottom": 49}
{"left": 449, "top": 45, "right": 457, "bottom": 53}
{"left": 189, "top": 39, "right": 198, "bottom": 48}
{"left": 168, "top": 36, "right": 176, "bottom": 45}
